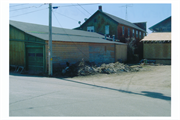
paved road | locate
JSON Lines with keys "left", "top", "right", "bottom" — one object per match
{"left": 9, "top": 73, "right": 171, "bottom": 116}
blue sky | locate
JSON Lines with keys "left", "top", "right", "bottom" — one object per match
{"left": 9, "top": 3, "right": 171, "bottom": 34}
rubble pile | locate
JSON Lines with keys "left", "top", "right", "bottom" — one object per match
{"left": 62, "top": 60, "right": 143, "bottom": 77}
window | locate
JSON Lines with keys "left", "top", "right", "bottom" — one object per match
{"left": 105, "top": 25, "right": 109, "bottom": 34}
{"left": 128, "top": 28, "right": 130, "bottom": 36}
{"left": 87, "top": 26, "right": 94, "bottom": 32}
{"left": 136, "top": 30, "right": 138, "bottom": 38}
{"left": 36, "top": 53, "right": 43, "bottom": 57}
{"left": 122, "top": 26, "right": 124, "bottom": 35}
{"left": 143, "top": 33, "right": 145, "bottom": 37}
{"left": 139, "top": 32, "right": 141, "bottom": 39}
{"left": 132, "top": 29, "right": 134, "bottom": 37}
{"left": 28, "top": 53, "right": 35, "bottom": 56}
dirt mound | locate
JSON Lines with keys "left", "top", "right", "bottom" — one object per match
{"left": 61, "top": 60, "right": 143, "bottom": 77}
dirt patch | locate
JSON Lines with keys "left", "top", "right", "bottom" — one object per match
{"left": 69, "top": 65, "right": 171, "bottom": 96}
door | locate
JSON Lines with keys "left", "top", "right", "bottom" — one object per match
{"left": 26, "top": 47, "right": 44, "bottom": 73}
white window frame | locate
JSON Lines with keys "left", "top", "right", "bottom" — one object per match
{"left": 105, "top": 25, "right": 109, "bottom": 34}
{"left": 87, "top": 26, "right": 94, "bottom": 32}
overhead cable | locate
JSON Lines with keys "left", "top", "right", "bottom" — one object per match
{"left": 52, "top": 11, "right": 90, "bottom": 60}
{"left": 53, "top": 11, "right": 79, "bottom": 22}
{"left": 10, "top": 8, "right": 48, "bottom": 18}
{"left": 10, "top": 4, "right": 45, "bottom": 12}
{"left": 77, "top": 3, "right": 91, "bottom": 16}
{"left": 10, "top": 4, "right": 27, "bottom": 7}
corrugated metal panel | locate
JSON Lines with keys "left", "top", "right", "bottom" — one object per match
{"left": 141, "top": 32, "right": 171, "bottom": 41}
{"left": 115, "top": 44, "right": 127, "bottom": 62}
{"left": 9, "top": 26, "right": 25, "bottom": 66}
{"left": 143, "top": 43, "right": 171, "bottom": 59}
{"left": 10, "top": 41, "right": 25, "bottom": 66}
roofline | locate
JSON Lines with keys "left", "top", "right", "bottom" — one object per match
{"left": 133, "top": 21, "right": 147, "bottom": 24}
{"left": 78, "top": 10, "right": 100, "bottom": 28}
{"left": 10, "top": 24, "right": 45, "bottom": 40}
{"left": 10, "top": 21, "right": 126, "bottom": 45}
{"left": 149, "top": 16, "right": 171, "bottom": 30}
{"left": 79, "top": 10, "right": 146, "bottom": 32}
{"left": 102, "top": 12, "right": 146, "bottom": 32}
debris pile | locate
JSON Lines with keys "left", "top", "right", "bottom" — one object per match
{"left": 62, "top": 60, "right": 143, "bottom": 77}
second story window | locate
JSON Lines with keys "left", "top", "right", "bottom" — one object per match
{"left": 122, "top": 26, "right": 124, "bottom": 35}
{"left": 132, "top": 29, "right": 134, "bottom": 37}
{"left": 87, "top": 26, "right": 94, "bottom": 32}
{"left": 139, "top": 32, "right": 141, "bottom": 39}
{"left": 128, "top": 28, "right": 130, "bottom": 37}
{"left": 136, "top": 30, "right": 138, "bottom": 38}
{"left": 105, "top": 25, "right": 109, "bottom": 35}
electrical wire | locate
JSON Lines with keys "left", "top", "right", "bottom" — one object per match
{"left": 77, "top": 3, "right": 91, "bottom": 16}
{"left": 55, "top": 3, "right": 99, "bottom": 8}
{"left": 10, "top": 8, "right": 48, "bottom": 18}
{"left": 10, "top": 4, "right": 45, "bottom": 12}
{"left": 53, "top": 10, "right": 96, "bottom": 86}
{"left": 52, "top": 10, "right": 90, "bottom": 61}
{"left": 71, "top": 3, "right": 89, "bottom": 17}
{"left": 53, "top": 11, "right": 79, "bottom": 22}
{"left": 9, "top": 4, "right": 27, "bottom": 7}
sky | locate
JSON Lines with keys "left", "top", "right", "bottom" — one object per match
{"left": 9, "top": 3, "right": 171, "bottom": 34}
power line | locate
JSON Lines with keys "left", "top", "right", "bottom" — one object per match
{"left": 10, "top": 4, "right": 27, "bottom": 7}
{"left": 53, "top": 11, "right": 79, "bottom": 22}
{"left": 10, "top": 4, "right": 45, "bottom": 12}
{"left": 52, "top": 11, "right": 90, "bottom": 60}
{"left": 71, "top": 3, "right": 89, "bottom": 17}
{"left": 52, "top": 11, "right": 96, "bottom": 85}
{"left": 55, "top": 3, "right": 99, "bottom": 8}
{"left": 77, "top": 3, "right": 91, "bottom": 16}
{"left": 10, "top": 8, "right": 48, "bottom": 18}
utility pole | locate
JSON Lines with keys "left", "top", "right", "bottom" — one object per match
{"left": 48, "top": 3, "right": 53, "bottom": 76}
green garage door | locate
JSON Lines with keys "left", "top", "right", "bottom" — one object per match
{"left": 26, "top": 47, "right": 44, "bottom": 73}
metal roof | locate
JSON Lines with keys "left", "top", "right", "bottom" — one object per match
{"left": 141, "top": 32, "right": 171, "bottom": 42}
{"left": 10, "top": 20, "right": 125, "bottom": 45}
{"left": 102, "top": 12, "right": 146, "bottom": 32}
{"left": 149, "top": 16, "right": 171, "bottom": 32}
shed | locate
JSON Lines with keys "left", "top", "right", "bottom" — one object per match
{"left": 141, "top": 32, "right": 171, "bottom": 65}
{"left": 10, "top": 20, "right": 127, "bottom": 73}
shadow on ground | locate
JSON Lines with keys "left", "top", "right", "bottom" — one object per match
{"left": 9, "top": 72, "right": 171, "bottom": 101}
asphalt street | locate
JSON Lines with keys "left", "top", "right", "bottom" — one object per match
{"left": 9, "top": 73, "right": 171, "bottom": 116}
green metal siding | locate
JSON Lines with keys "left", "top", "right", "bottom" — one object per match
{"left": 9, "top": 26, "right": 25, "bottom": 66}
{"left": 9, "top": 25, "right": 46, "bottom": 72}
